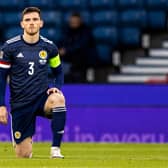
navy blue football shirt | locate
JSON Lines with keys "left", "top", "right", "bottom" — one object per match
{"left": 0, "top": 35, "right": 63, "bottom": 109}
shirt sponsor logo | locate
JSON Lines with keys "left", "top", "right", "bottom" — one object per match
{"left": 16, "top": 52, "right": 24, "bottom": 58}
{"left": 39, "top": 59, "right": 47, "bottom": 65}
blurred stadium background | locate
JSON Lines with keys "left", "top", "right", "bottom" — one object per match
{"left": 1, "top": 0, "right": 168, "bottom": 166}
{"left": 1, "top": 0, "right": 168, "bottom": 83}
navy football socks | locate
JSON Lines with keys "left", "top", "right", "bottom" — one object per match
{"left": 51, "top": 107, "right": 66, "bottom": 147}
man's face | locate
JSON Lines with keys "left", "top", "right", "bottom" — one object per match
{"left": 69, "top": 16, "right": 81, "bottom": 29}
{"left": 21, "top": 12, "right": 43, "bottom": 36}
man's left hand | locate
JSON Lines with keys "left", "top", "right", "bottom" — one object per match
{"left": 47, "top": 88, "right": 62, "bottom": 95}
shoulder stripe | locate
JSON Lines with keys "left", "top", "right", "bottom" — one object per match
{"left": 0, "top": 61, "right": 11, "bottom": 69}
{"left": 40, "top": 35, "right": 53, "bottom": 44}
{"left": 0, "top": 64, "right": 11, "bottom": 69}
{"left": 6, "top": 35, "right": 21, "bottom": 44}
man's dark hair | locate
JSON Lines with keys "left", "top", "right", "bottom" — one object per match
{"left": 70, "top": 12, "right": 81, "bottom": 18}
{"left": 21, "top": 7, "right": 41, "bottom": 20}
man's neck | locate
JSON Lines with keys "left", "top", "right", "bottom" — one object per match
{"left": 23, "top": 33, "right": 39, "bottom": 44}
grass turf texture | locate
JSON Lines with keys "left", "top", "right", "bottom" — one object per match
{"left": 0, "top": 143, "right": 168, "bottom": 168}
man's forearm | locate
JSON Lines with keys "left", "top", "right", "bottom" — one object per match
{"left": 50, "top": 65, "right": 64, "bottom": 90}
{"left": 0, "top": 68, "right": 8, "bottom": 106}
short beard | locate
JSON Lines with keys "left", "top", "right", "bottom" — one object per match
{"left": 26, "top": 30, "right": 39, "bottom": 36}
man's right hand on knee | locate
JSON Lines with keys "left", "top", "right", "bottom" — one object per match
{"left": 0, "top": 106, "right": 8, "bottom": 124}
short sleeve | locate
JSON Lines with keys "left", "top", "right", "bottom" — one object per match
{"left": 0, "top": 43, "right": 12, "bottom": 69}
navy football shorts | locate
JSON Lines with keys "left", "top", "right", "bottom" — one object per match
{"left": 11, "top": 93, "right": 49, "bottom": 144}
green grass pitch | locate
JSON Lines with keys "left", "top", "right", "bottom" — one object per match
{"left": 0, "top": 142, "right": 168, "bottom": 168}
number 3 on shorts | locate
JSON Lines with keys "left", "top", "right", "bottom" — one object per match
{"left": 28, "top": 62, "right": 35, "bottom": 75}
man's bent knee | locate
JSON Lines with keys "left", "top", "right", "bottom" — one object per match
{"left": 15, "top": 137, "right": 32, "bottom": 158}
{"left": 47, "top": 93, "right": 65, "bottom": 107}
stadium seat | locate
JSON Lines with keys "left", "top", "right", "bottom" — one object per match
{"left": 58, "top": 0, "right": 88, "bottom": 9}
{"left": 5, "top": 27, "right": 22, "bottom": 40}
{"left": 93, "top": 26, "right": 118, "bottom": 45}
{"left": 119, "top": 27, "right": 141, "bottom": 46}
{"left": 117, "top": 0, "right": 144, "bottom": 8}
{"left": 28, "top": 0, "right": 54, "bottom": 8}
{"left": 3, "top": 12, "right": 21, "bottom": 25}
{"left": 146, "top": 0, "right": 167, "bottom": 9}
{"left": 96, "top": 44, "right": 112, "bottom": 62}
{"left": 147, "top": 11, "right": 166, "bottom": 29}
{"left": 0, "top": 0, "right": 25, "bottom": 8}
{"left": 0, "top": 0, "right": 167, "bottom": 61}
{"left": 80, "top": 11, "right": 91, "bottom": 24}
{"left": 0, "top": 13, "right": 3, "bottom": 26}
{"left": 90, "top": 0, "right": 116, "bottom": 9}
{"left": 92, "top": 11, "right": 118, "bottom": 26}
{"left": 41, "top": 27, "right": 61, "bottom": 43}
{"left": 120, "top": 10, "right": 147, "bottom": 28}
{"left": 42, "top": 11, "right": 62, "bottom": 26}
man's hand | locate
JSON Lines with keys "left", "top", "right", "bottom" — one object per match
{"left": 0, "top": 106, "right": 8, "bottom": 125}
{"left": 47, "top": 88, "right": 62, "bottom": 95}
{"left": 59, "top": 48, "right": 66, "bottom": 56}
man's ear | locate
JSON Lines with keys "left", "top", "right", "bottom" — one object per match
{"left": 40, "top": 20, "right": 44, "bottom": 28}
{"left": 20, "top": 21, "right": 24, "bottom": 29}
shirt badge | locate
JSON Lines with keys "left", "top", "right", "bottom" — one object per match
{"left": 39, "top": 50, "right": 47, "bottom": 59}
{"left": 14, "top": 131, "right": 21, "bottom": 139}
{"left": 39, "top": 50, "right": 47, "bottom": 65}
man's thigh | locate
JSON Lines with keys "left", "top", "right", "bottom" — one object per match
{"left": 11, "top": 107, "right": 36, "bottom": 145}
{"left": 10, "top": 94, "right": 48, "bottom": 144}
{"left": 11, "top": 94, "right": 48, "bottom": 157}
{"left": 35, "top": 92, "right": 50, "bottom": 118}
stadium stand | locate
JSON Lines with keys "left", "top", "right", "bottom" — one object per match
{"left": 90, "top": 0, "right": 116, "bottom": 9}
{"left": 93, "top": 26, "right": 118, "bottom": 44}
{"left": 4, "top": 26, "right": 22, "bottom": 39}
{"left": 145, "top": 0, "right": 167, "bottom": 9}
{"left": 92, "top": 10, "right": 118, "bottom": 26}
{"left": 28, "top": 0, "right": 54, "bottom": 9}
{"left": 117, "top": 0, "right": 144, "bottom": 9}
{"left": 96, "top": 44, "right": 112, "bottom": 63}
{"left": 58, "top": 0, "right": 88, "bottom": 9}
{"left": 42, "top": 11, "right": 62, "bottom": 26}
{"left": 3, "top": 12, "right": 21, "bottom": 25}
{"left": 119, "top": 10, "right": 147, "bottom": 28}
{"left": 119, "top": 27, "right": 141, "bottom": 46}
{"left": 0, "top": 0, "right": 168, "bottom": 83}
{"left": 0, "top": 0, "right": 25, "bottom": 9}
{"left": 40, "top": 28, "right": 61, "bottom": 42}
{"left": 147, "top": 11, "right": 166, "bottom": 29}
